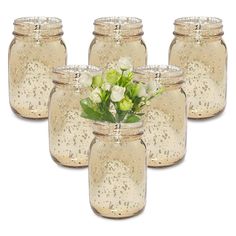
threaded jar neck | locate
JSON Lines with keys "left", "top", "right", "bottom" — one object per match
{"left": 13, "top": 17, "right": 63, "bottom": 39}
{"left": 173, "top": 17, "right": 223, "bottom": 38}
{"left": 93, "top": 17, "right": 144, "bottom": 40}
{"left": 93, "top": 122, "right": 143, "bottom": 142}
{"left": 52, "top": 65, "right": 102, "bottom": 88}
{"left": 134, "top": 65, "right": 184, "bottom": 88}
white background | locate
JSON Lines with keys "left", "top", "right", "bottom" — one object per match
{"left": 0, "top": 0, "right": 235, "bottom": 235}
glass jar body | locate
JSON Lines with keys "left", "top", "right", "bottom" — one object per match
{"left": 9, "top": 36, "right": 67, "bottom": 119}
{"left": 143, "top": 86, "right": 187, "bottom": 167}
{"left": 89, "top": 124, "right": 146, "bottom": 218}
{"left": 169, "top": 36, "right": 227, "bottom": 119}
{"left": 49, "top": 85, "right": 93, "bottom": 167}
{"left": 89, "top": 37, "right": 147, "bottom": 68}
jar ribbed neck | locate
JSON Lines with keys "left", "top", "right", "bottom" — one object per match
{"left": 93, "top": 17, "right": 143, "bottom": 39}
{"left": 173, "top": 17, "right": 223, "bottom": 38}
{"left": 52, "top": 65, "right": 102, "bottom": 87}
{"left": 93, "top": 122, "right": 143, "bottom": 141}
{"left": 134, "top": 65, "right": 184, "bottom": 87}
{"left": 13, "top": 17, "right": 63, "bottom": 38}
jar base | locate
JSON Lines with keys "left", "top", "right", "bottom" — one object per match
{"left": 90, "top": 205, "right": 145, "bottom": 219}
{"left": 188, "top": 106, "right": 225, "bottom": 119}
{"left": 148, "top": 154, "right": 185, "bottom": 168}
{"left": 50, "top": 154, "right": 88, "bottom": 168}
{"left": 10, "top": 105, "right": 48, "bottom": 120}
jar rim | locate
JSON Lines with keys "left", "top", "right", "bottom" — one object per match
{"left": 173, "top": 17, "right": 223, "bottom": 37}
{"left": 174, "top": 16, "right": 222, "bottom": 29}
{"left": 94, "top": 121, "right": 143, "bottom": 129}
{"left": 94, "top": 16, "right": 142, "bottom": 28}
{"left": 93, "top": 16, "right": 143, "bottom": 38}
{"left": 14, "top": 16, "right": 62, "bottom": 29}
{"left": 13, "top": 17, "right": 63, "bottom": 37}
{"left": 52, "top": 65, "right": 102, "bottom": 85}
{"left": 134, "top": 65, "right": 184, "bottom": 86}
{"left": 93, "top": 121, "right": 144, "bottom": 138}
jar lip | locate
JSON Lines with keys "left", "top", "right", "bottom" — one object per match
{"left": 52, "top": 65, "right": 102, "bottom": 85}
{"left": 94, "top": 121, "right": 143, "bottom": 129}
{"left": 14, "top": 16, "right": 62, "bottom": 29}
{"left": 174, "top": 17, "right": 223, "bottom": 37}
{"left": 174, "top": 16, "right": 222, "bottom": 29}
{"left": 134, "top": 65, "right": 184, "bottom": 86}
{"left": 94, "top": 16, "right": 142, "bottom": 29}
{"left": 93, "top": 16, "right": 143, "bottom": 38}
{"left": 93, "top": 121, "right": 144, "bottom": 137}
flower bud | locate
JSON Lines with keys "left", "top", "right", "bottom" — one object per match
{"left": 111, "top": 85, "right": 125, "bottom": 102}
{"left": 92, "top": 75, "right": 103, "bottom": 87}
{"left": 89, "top": 88, "right": 102, "bottom": 103}
{"left": 118, "top": 97, "right": 133, "bottom": 111}
{"left": 79, "top": 72, "right": 92, "bottom": 88}
{"left": 137, "top": 84, "right": 148, "bottom": 97}
{"left": 117, "top": 57, "right": 133, "bottom": 71}
{"left": 106, "top": 69, "right": 121, "bottom": 84}
{"left": 101, "top": 82, "right": 111, "bottom": 91}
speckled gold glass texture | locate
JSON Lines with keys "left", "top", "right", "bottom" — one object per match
{"left": 134, "top": 65, "right": 187, "bottom": 167}
{"left": 89, "top": 17, "right": 147, "bottom": 68}
{"left": 89, "top": 122, "right": 146, "bottom": 218}
{"left": 49, "top": 65, "right": 102, "bottom": 168}
{"left": 169, "top": 17, "right": 227, "bottom": 119}
{"left": 9, "top": 17, "right": 67, "bottom": 119}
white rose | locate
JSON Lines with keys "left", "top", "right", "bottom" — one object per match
{"left": 101, "top": 82, "right": 111, "bottom": 91}
{"left": 146, "top": 80, "right": 160, "bottom": 96}
{"left": 138, "top": 84, "right": 148, "bottom": 97}
{"left": 111, "top": 85, "right": 125, "bottom": 102}
{"left": 117, "top": 57, "right": 133, "bottom": 71}
{"left": 79, "top": 72, "right": 92, "bottom": 88}
{"left": 89, "top": 88, "right": 102, "bottom": 103}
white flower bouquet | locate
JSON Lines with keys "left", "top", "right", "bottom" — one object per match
{"left": 80, "top": 58, "right": 163, "bottom": 123}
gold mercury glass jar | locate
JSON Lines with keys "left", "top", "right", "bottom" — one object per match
{"left": 49, "top": 65, "right": 102, "bottom": 167}
{"left": 89, "top": 122, "right": 146, "bottom": 218}
{"left": 169, "top": 17, "right": 227, "bottom": 119}
{"left": 9, "top": 17, "right": 67, "bottom": 119}
{"left": 89, "top": 17, "right": 147, "bottom": 68}
{"left": 134, "top": 65, "right": 187, "bottom": 167}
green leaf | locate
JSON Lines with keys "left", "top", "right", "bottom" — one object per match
{"left": 115, "top": 110, "right": 128, "bottom": 122}
{"left": 136, "top": 112, "right": 145, "bottom": 116}
{"left": 80, "top": 98, "right": 116, "bottom": 123}
{"left": 132, "top": 97, "right": 142, "bottom": 112}
{"left": 126, "top": 82, "right": 140, "bottom": 99}
{"left": 100, "top": 91, "right": 111, "bottom": 105}
{"left": 124, "top": 114, "right": 141, "bottom": 123}
{"left": 119, "top": 71, "right": 133, "bottom": 87}
{"left": 80, "top": 98, "right": 103, "bottom": 121}
{"left": 101, "top": 110, "right": 116, "bottom": 123}
{"left": 99, "top": 100, "right": 116, "bottom": 123}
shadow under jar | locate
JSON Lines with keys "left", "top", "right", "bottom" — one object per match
{"left": 89, "top": 122, "right": 146, "bottom": 219}
{"left": 134, "top": 65, "right": 187, "bottom": 167}
{"left": 9, "top": 17, "right": 67, "bottom": 119}
{"left": 169, "top": 17, "right": 227, "bottom": 119}
{"left": 88, "top": 17, "right": 147, "bottom": 68}
{"left": 49, "top": 65, "right": 102, "bottom": 167}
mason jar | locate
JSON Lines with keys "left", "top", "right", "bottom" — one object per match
{"left": 9, "top": 17, "right": 67, "bottom": 119}
{"left": 169, "top": 17, "right": 227, "bottom": 119}
{"left": 49, "top": 65, "right": 102, "bottom": 167}
{"left": 134, "top": 65, "right": 187, "bottom": 167}
{"left": 89, "top": 122, "right": 146, "bottom": 218}
{"left": 89, "top": 17, "right": 147, "bottom": 69}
